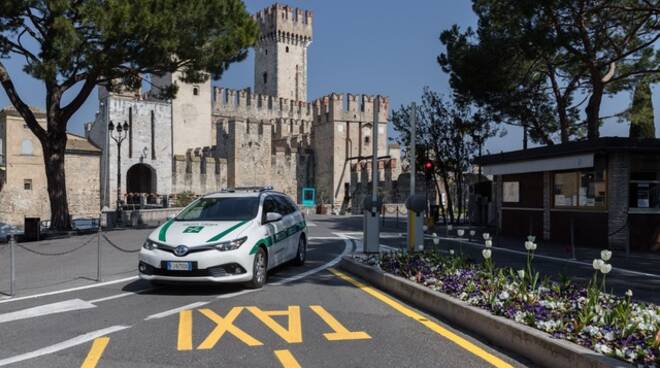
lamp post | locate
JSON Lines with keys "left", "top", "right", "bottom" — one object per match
{"left": 108, "top": 120, "right": 129, "bottom": 224}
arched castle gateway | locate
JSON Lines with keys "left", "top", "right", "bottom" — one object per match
{"left": 88, "top": 3, "right": 401, "bottom": 212}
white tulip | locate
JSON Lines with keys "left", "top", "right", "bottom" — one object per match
{"left": 625, "top": 289, "right": 633, "bottom": 297}
{"left": 432, "top": 233, "right": 437, "bottom": 238}
{"left": 524, "top": 241, "right": 532, "bottom": 250}
{"left": 530, "top": 242, "right": 537, "bottom": 251}
{"left": 482, "top": 249, "right": 492, "bottom": 259}
{"left": 482, "top": 233, "right": 490, "bottom": 240}
{"left": 485, "top": 240, "right": 492, "bottom": 248}
{"left": 517, "top": 269, "right": 525, "bottom": 279}
{"left": 433, "top": 237, "right": 439, "bottom": 245}
{"left": 423, "top": 225, "right": 428, "bottom": 231}
{"left": 593, "top": 259, "right": 604, "bottom": 270}
{"left": 599, "top": 263, "right": 612, "bottom": 274}
{"left": 457, "top": 229, "right": 464, "bottom": 237}
{"left": 470, "top": 230, "right": 476, "bottom": 236}
{"left": 449, "top": 249, "right": 455, "bottom": 255}
{"left": 600, "top": 250, "right": 612, "bottom": 261}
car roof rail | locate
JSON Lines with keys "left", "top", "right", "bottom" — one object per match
{"left": 224, "top": 185, "right": 274, "bottom": 193}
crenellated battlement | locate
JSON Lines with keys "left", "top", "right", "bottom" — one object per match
{"left": 213, "top": 87, "right": 313, "bottom": 120}
{"left": 311, "top": 93, "right": 389, "bottom": 124}
{"left": 254, "top": 3, "right": 313, "bottom": 44}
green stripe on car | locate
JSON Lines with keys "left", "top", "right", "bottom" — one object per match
{"left": 249, "top": 221, "right": 306, "bottom": 255}
{"left": 158, "top": 220, "right": 174, "bottom": 242}
{"left": 206, "top": 220, "right": 249, "bottom": 242}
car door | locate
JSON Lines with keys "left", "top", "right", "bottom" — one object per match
{"left": 261, "top": 195, "right": 286, "bottom": 268}
{"left": 283, "top": 196, "right": 304, "bottom": 260}
{"left": 273, "top": 195, "right": 297, "bottom": 263}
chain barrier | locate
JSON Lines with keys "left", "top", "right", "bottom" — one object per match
{"left": 15, "top": 235, "right": 96, "bottom": 256}
{"left": 102, "top": 234, "right": 141, "bottom": 253}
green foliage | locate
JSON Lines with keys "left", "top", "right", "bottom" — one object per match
{"left": 0, "top": 0, "right": 258, "bottom": 230}
{"left": 628, "top": 80, "right": 656, "bottom": 138}
{"left": 439, "top": 0, "right": 659, "bottom": 142}
{"left": 175, "top": 191, "right": 196, "bottom": 208}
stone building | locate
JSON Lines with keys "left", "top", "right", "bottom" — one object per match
{"left": 0, "top": 106, "right": 101, "bottom": 226}
{"left": 89, "top": 3, "right": 399, "bottom": 212}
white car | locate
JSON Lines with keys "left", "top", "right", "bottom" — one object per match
{"left": 139, "top": 187, "right": 307, "bottom": 288}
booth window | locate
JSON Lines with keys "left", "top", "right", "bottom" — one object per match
{"left": 629, "top": 155, "right": 660, "bottom": 209}
{"left": 24, "top": 179, "right": 32, "bottom": 191}
{"left": 553, "top": 168, "right": 606, "bottom": 208}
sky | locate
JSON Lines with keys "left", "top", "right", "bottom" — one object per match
{"left": 0, "top": 0, "right": 658, "bottom": 154}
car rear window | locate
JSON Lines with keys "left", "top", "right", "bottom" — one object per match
{"left": 175, "top": 197, "right": 259, "bottom": 221}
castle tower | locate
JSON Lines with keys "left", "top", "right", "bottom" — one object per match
{"left": 150, "top": 71, "right": 212, "bottom": 155}
{"left": 253, "top": 4, "right": 313, "bottom": 102}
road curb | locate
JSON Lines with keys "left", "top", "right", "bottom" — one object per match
{"left": 338, "top": 256, "right": 629, "bottom": 368}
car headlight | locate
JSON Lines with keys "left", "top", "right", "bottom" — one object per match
{"left": 143, "top": 239, "right": 158, "bottom": 250}
{"left": 213, "top": 236, "right": 248, "bottom": 251}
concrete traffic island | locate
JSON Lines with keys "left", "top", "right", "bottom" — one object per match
{"left": 338, "top": 256, "right": 630, "bottom": 368}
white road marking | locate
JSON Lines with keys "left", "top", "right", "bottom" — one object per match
{"left": 0, "top": 276, "right": 139, "bottom": 305}
{"left": 0, "top": 299, "right": 96, "bottom": 324}
{"left": 308, "top": 236, "right": 344, "bottom": 240}
{"left": 0, "top": 325, "right": 130, "bottom": 367}
{"left": 88, "top": 288, "right": 152, "bottom": 304}
{"left": 306, "top": 222, "right": 317, "bottom": 227}
{"left": 216, "top": 289, "right": 256, "bottom": 299}
{"left": 144, "top": 301, "right": 210, "bottom": 320}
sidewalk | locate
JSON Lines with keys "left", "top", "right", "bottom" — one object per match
{"left": 0, "top": 229, "right": 149, "bottom": 298}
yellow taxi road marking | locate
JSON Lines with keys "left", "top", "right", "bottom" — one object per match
{"left": 197, "top": 307, "right": 263, "bottom": 349}
{"left": 80, "top": 337, "right": 110, "bottom": 368}
{"left": 309, "top": 305, "right": 371, "bottom": 341}
{"left": 177, "top": 310, "right": 194, "bottom": 351}
{"left": 328, "top": 268, "right": 513, "bottom": 368}
{"left": 274, "top": 349, "right": 302, "bottom": 368}
{"left": 247, "top": 306, "right": 303, "bottom": 344}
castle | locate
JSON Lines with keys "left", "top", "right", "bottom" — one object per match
{"left": 88, "top": 3, "right": 401, "bottom": 212}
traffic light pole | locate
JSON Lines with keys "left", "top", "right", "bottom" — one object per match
{"left": 406, "top": 103, "right": 424, "bottom": 252}
{"left": 363, "top": 97, "right": 381, "bottom": 253}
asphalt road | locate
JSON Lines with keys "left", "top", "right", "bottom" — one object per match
{"left": 0, "top": 217, "right": 528, "bottom": 368}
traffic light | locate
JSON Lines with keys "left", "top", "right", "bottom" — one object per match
{"left": 423, "top": 160, "right": 433, "bottom": 180}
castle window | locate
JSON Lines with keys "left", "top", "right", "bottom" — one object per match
{"left": 286, "top": 46, "right": 289, "bottom": 53}
{"left": 193, "top": 87, "right": 199, "bottom": 96}
{"left": 263, "top": 72, "right": 268, "bottom": 84}
{"left": 265, "top": 48, "right": 268, "bottom": 55}
{"left": 24, "top": 179, "right": 32, "bottom": 191}
{"left": 20, "top": 139, "right": 33, "bottom": 155}
{"left": 364, "top": 136, "right": 370, "bottom": 145}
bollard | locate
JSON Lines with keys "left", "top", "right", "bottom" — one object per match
{"left": 97, "top": 213, "right": 102, "bottom": 282}
{"left": 9, "top": 234, "right": 15, "bottom": 297}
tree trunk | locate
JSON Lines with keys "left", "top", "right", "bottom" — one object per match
{"left": 41, "top": 120, "right": 72, "bottom": 231}
{"left": 586, "top": 80, "right": 604, "bottom": 139}
{"left": 440, "top": 170, "right": 454, "bottom": 224}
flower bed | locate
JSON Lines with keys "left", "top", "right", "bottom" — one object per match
{"left": 354, "top": 246, "right": 660, "bottom": 366}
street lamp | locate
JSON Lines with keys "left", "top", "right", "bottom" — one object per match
{"left": 108, "top": 120, "right": 129, "bottom": 224}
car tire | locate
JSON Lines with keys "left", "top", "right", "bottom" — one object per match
{"left": 247, "top": 248, "right": 267, "bottom": 289}
{"left": 293, "top": 236, "right": 306, "bottom": 266}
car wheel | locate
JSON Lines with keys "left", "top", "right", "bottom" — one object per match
{"left": 247, "top": 248, "right": 267, "bottom": 289}
{"left": 293, "top": 236, "right": 306, "bottom": 266}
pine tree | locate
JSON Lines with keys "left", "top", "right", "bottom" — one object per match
{"left": 628, "top": 81, "right": 656, "bottom": 139}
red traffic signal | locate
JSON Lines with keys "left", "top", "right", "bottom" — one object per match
{"left": 423, "top": 161, "right": 433, "bottom": 171}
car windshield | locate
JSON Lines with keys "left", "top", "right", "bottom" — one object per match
{"left": 175, "top": 197, "right": 259, "bottom": 221}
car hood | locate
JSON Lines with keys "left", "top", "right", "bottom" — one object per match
{"left": 152, "top": 219, "right": 252, "bottom": 246}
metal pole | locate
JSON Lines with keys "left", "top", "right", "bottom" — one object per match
{"left": 570, "top": 217, "right": 576, "bottom": 260}
{"left": 116, "top": 139, "right": 122, "bottom": 224}
{"left": 371, "top": 104, "right": 378, "bottom": 215}
{"left": 410, "top": 103, "right": 416, "bottom": 197}
{"left": 9, "top": 234, "right": 15, "bottom": 297}
{"left": 97, "top": 212, "right": 102, "bottom": 282}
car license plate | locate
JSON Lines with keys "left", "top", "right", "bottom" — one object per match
{"left": 167, "top": 261, "right": 192, "bottom": 271}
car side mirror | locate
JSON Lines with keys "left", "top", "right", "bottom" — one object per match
{"left": 166, "top": 214, "right": 175, "bottom": 221}
{"left": 265, "top": 212, "right": 282, "bottom": 223}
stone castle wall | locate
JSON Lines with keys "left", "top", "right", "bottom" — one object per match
{"left": 171, "top": 147, "right": 227, "bottom": 195}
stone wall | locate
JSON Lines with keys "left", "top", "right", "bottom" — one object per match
{"left": 171, "top": 148, "right": 227, "bottom": 195}
{"left": 608, "top": 152, "right": 630, "bottom": 249}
